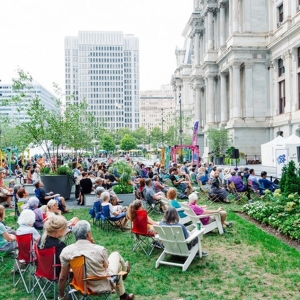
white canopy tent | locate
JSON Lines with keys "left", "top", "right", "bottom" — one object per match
{"left": 284, "top": 134, "right": 300, "bottom": 163}
{"left": 261, "top": 136, "right": 286, "bottom": 167}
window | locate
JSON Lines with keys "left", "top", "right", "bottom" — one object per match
{"left": 279, "top": 80, "right": 285, "bottom": 114}
{"left": 278, "top": 59, "right": 285, "bottom": 76}
{"left": 278, "top": 4, "right": 284, "bottom": 22}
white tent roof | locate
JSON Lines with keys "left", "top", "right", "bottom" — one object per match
{"left": 261, "top": 136, "right": 286, "bottom": 167}
{"left": 284, "top": 134, "right": 300, "bottom": 145}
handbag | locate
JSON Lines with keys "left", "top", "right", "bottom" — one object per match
{"left": 0, "top": 187, "right": 9, "bottom": 197}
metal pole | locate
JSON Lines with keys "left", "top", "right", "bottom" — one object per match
{"left": 161, "top": 108, "right": 164, "bottom": 147}
{"left": 179, "top": 88, "right": 183, "bottom": 147}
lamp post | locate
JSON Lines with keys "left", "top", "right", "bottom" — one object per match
{"left": 179, "top": 87, "right": 183, "bottom": 147}
{"left": 161, "top": 108, "right": 164, "bottom": 147}
{"left": 148, "top": 125, "right": 151, "bottom": 150}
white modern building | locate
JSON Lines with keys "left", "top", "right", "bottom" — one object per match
{"left": 0, "top": 81, "right": 56, "bottom": 123}
{"left": 140, "top": 84, "right": 175, "bottom": 133}
{"left": 65, "top": 31, "right": 140, "bottom": 130}
{"left": 171, "top": 0, "right": 300, "bottom": 159}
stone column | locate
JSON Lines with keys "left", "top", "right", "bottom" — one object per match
{"left": 243, "top": 0, "right": 251, "bottom": 32}
{"left": 283, "top": 50, "right": 291, "bottom": 113}
{"left": 244, "top": 63, "right": 253, "bottom": 117}
{"left": 199, "top": 30, "right": 204, "bottom": 64}
{"left": 201, "top": 87, "right": 206, "bottom": 127}
{"left": 194, "top": 32, "right": 200, "bottom": 66}
{"left": 220, "top": 4, "right": 226, "bottom": 47}
{"left": 207, "top": 9, "right": 214, "bottom": 50}
{"left": 206, "top": 75, "right": 215, "bottom": 123}
{"left": 232, "top": 0, "right": 239, "bottom": 33}
{"left": 194, "top": 84, "right": 201, "bottom": 123}
{"left": 220, "top": 72, "right": 228, "bottom": 123}
{"left": 229, "top": 66, "right": 233, "bottom": 119}
{"left": 232, "top": 63, "right": 241, "bottom": 118}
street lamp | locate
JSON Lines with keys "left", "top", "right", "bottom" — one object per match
{"left": 179, "top": 87, "right": 183, "bottom": 147}
{"left": 161, "top": 108, "right": 164, "bottom": 147}
{"left": 148, "top": 125, "right": 151, "bottom": 150}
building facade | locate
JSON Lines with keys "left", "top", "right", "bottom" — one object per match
{"left": 140, "top": 84, "right": 175, "bottom": 134}
{"left": 0, "top": 81, "right": 56, "bottom": 123}
{"left": 65, "top": 31, "right": 140, "bottom": 130}
{"left": 172, "top": 0, "right": 300, "bottom": 159}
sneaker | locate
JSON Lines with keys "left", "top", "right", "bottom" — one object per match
{"left": 152, "top": 241, "right": 164, "bottom": 249}
{"left": 201, "top": 251, "right": 208, "bottom": 257}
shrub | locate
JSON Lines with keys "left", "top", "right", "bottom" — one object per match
{"left": 280, "top": 160, "right": 300, "bottom": 195}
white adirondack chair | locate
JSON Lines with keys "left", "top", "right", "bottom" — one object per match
{"left": 180, "top": 203, "right": 224, "bottom": 235}
{"left": 160, "top": 198, "right": 192, "bottom": 228}
{"left": 153, "top": 225, "right": 205, "bottom": 271}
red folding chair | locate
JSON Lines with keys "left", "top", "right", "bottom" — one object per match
{"left": 131, "top": 209, "right": 157, "bottom": 256}
{"left": 33, "top": 244, "right": 60, "bottom": 300}
{"left": 13, "top": 233, "right": 35, "bottom": 293}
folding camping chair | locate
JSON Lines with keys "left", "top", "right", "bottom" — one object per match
{"left": 153, "top": 224, "right": 205, "bottom": 271}
{"left": 228, "top": 182, "right": 249, "bottom": 202}
{"left": 101, "top": 205, "right": 126, "bottom": 232}
{"left": 131, "top": 209, "right": 159, "bottom": 256}
{"left": 89, "top": 201, "right": 102, "bottom": 226}
{"left": 68, "top": 255, "right": 127, "bottom": 300}
{"left": 32, "top": 244, "right": 60, "bottom": 300}
{"left": 13, "top": 233, "right": 35, "bottom": 293}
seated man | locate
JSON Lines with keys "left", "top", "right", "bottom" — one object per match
{"left": 143, "top": 178, "right": 165, "bottom": 212}
{"left": 248, "top": 169, "right": 259, "bottom": 191}
{"left": 168, "top": 167, "right": 193, "bottom": 195}
{"left": 34, "top": 180, "right": 70, "bottom": 213}
{"left": 188, "top": 193, "right": 232, "bottom": 228}
{"left": 58, "top": 220, "right": 133, "bottom": 300}
{"left": 260, "top": 171, "right": 279, "bottom": 192}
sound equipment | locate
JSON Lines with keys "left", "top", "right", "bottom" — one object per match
{"left": 232, "top": 149, "right": 240, "bottom": 159}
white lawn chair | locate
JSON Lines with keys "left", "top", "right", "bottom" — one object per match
{"left": 153, "top": 225, "right": 205, "bottom": 271}
{"left": 160, "top": 198, "right": 192, "bottom": 228}
{"left": 180, "top": 203, "right": 224, "bottom": 235}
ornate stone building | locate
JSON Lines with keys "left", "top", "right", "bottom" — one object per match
{"left": 171, "top": 0, "right": 300, "bottom": 159}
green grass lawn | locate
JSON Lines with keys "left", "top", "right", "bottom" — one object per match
{"left": 1, "top": 200, "right": 300, "bottom": 300}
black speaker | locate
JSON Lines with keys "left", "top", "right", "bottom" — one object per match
{"left": 232, "top": 149, "right": 240, "bottom": 159}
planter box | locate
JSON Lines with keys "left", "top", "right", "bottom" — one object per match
{"left": 116, "top": 193, "right": 135, "bottom": 207}
{"left": 214, "top": 157, "right": 224, "bottom": 165}
{"left": 40, "top": 175, "right": 72, "bottom": 200}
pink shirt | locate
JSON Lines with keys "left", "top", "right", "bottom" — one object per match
{"left": 189, "top": 203, "right": 210, "bottom": 225}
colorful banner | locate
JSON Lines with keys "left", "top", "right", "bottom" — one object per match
{"left": 275, "top": 148, "right": 288, "bottom": 178}
{"left": 192, "top": 121, "right": 199, "bottom": 147}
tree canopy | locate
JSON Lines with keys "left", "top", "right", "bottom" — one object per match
{"left": 120, "top": 134, "right": 137, "bottom": 150}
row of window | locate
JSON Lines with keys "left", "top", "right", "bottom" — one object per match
{"left": 78, "top": 46, "right": 123, "bottom": 51}
{"left": 278, "top": 47, "right": 300, "bottom": 114}
{"left": 88, "top": 70, "right": 123, "bottom": 75}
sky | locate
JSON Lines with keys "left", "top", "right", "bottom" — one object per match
{"left": 0, "top": 0, "right": 193, "bottom": 94}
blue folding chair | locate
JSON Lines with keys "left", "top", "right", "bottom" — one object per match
{"left": 101, "top": 205, "right": 126, "bottom": 232}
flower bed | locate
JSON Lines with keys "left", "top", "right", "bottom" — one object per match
{"left": 243, "top": 189, "right": 300, "bottom": 241}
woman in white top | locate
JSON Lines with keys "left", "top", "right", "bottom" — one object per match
{"left": 16, "top": 209, "right": 40, "bottom": 242}
{"left": 101, "top": 192, "right": 128, "bottom": 229}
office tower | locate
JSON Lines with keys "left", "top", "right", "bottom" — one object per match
{"left": 65, "top": 31, "right": 139, "bottom": 130}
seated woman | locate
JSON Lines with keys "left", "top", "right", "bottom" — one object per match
{"left": 46, "top": 200, "right": 79, "bottom": 227}
{"left": 166, "top": 188, "right": 187, "bottom": 219}
{"left": 101, "top": 192, "right": 128, "bottom": 229}
{"left": 159, "top": 207, "right": 203, "bottom": 252}
{"left": 210, "top": 170, "right": 229, "bottom": 203}
{"left": 152, "top": 175, "right": 167, "bottom": 194}
{"left": 188, "top": 193, "right": 232, "bottom": 228}
{"left": 0, "top": 170, "right": 13, "bottom": 208}
{"left": 0, "top": 205, "right": 16, "bottom": 253}
{"left": 16, "top": 209, "right": 40, "bottom": 242}
{"left": 27, "top": 197, "right": 44, "bottom": 230}
{"left": 78, "top": 172, "right": 93, "bottom": 205}
{"left": 16, "top": 187, "right": 30, "bottom": 210}
{"left": 37, "top": 215, "right": 68, "bottom": 273}
{"left": 15, "top": 165, "right": 24, "bottom": 184}
{"left": 127, "top": 200, "right": 158, "bottom": 235}
{"left": 26, "top": 165, "right": 33, "bottom": 184}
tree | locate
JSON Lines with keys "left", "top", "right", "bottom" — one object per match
{"left": 132, "top": 126, "right": 147, "bottom": 144}
{"left": 113, "top": 128, "right": 131, "bottom": 145}
{"left": 120, "top": 134, "right": 137, "bottom": 151}
{"left": 100, "top": 133, "right": 116, "bottom": 151}
{"left": 206, "top": 127, "right": 231, "bottom": 157}
{"left": 150, "top": 126, "right": 162, "bottom": 148}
